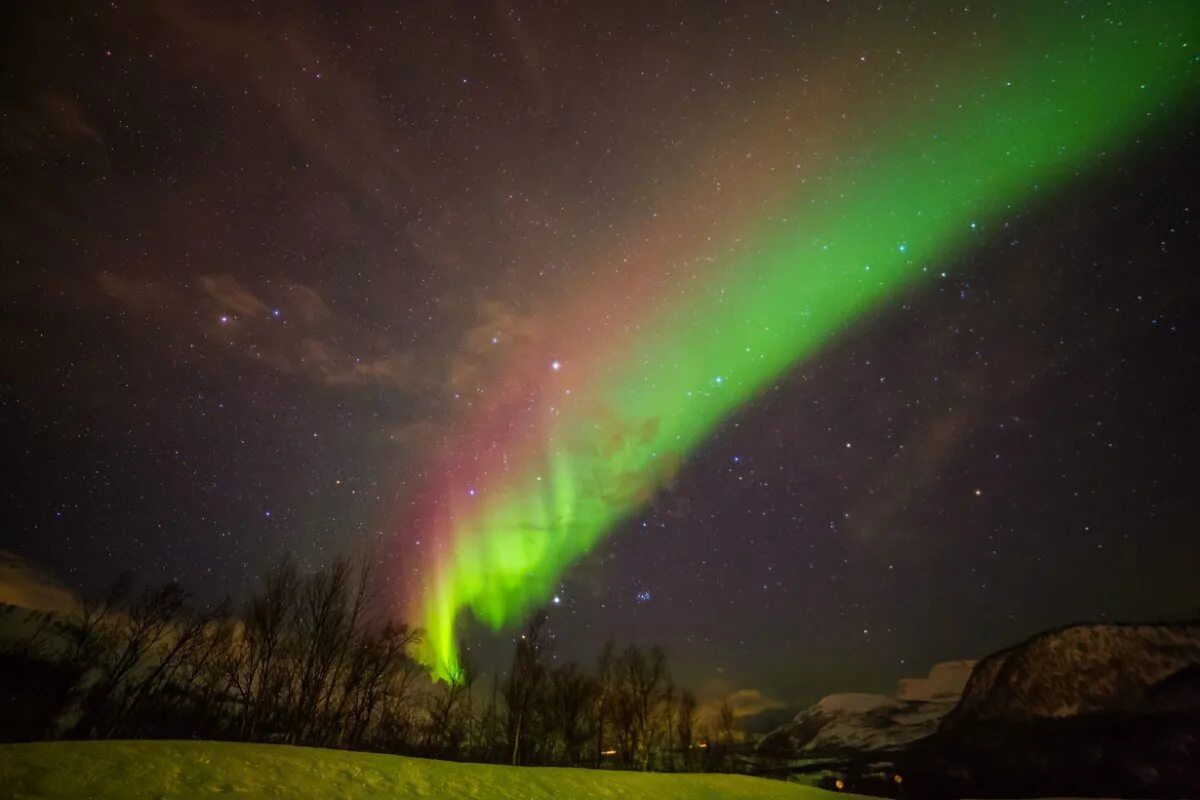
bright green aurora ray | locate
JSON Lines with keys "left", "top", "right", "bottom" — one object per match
{"left": 416, "top": 3, "right": 1199, "bottom": 680}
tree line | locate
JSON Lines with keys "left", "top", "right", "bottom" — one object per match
{"left": 0, "top": 556, "right": 738, "bottom": 771}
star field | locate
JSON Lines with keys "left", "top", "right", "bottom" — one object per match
{"left": 1, "top": 0, "right": 1197, "bottom": 710}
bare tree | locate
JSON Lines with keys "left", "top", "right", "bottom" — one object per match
{"left": 232, "top": 558, "right": 299, "bottom": 740}
{"left": 546, "top": 662, "right": 599, "bottom": 766}
{"left": 106, "top": 597, "right": 230, "bottom": 736}
{"left": 713, "top": 699, "right": 736, "bottom": 772}
{"left": 676, "top": 690, "right": 699, "bottom": 769}
{"left": 594, "top": 641, "right": 618, "bottom": 767}
{"left": 472, "top": 671, "right": 505, "bottom": 762}
{"left": 175, "top": 612, "right": 240, "bottom": 737}
{"left": 57, "top": 572, "right": 131, "bottom": 674}
{"left": 425, "top": 648, "right": 472, "bottom": 757}
{"left": 503, "top": 611, "right": 548, "bottom": 765}
{"left": 0, "top": 549, "right": 722, "bottom": 773}
{"left": 341, "top": 621, "right": 421, "bottom": 749}
{"left": 74, "top": 581, "right": 188, "bottom": 737}
{"left": 616, "top": 644, "right": 671, "bottom": 770}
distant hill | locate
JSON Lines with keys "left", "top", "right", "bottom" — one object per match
{"left": 757, "top": 623, "right": 1200, "bottom": 798}
{"left": 757, "top": 661, "right": 974, "bottom": 758}
{"left": 942, "top": 622, "right": 1200, "bottom": 729}
{"left": 894, "top": 622, "right": 1200, "bottom": 798}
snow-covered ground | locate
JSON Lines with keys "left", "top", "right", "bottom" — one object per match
{"left": 0, "top": 740, "right": 867, "bottom": 800}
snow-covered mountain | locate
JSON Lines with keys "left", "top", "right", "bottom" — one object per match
{"left": 941, "top": 622, "right": 1200, "bottom": 729}
{"left": 757, "top": 661, "right": 974, "bottom": 757}
{"left": 760, "top": 623, "right": 1200, "bottom": 796}
{"left": 895, "top": 623, "right": 1200, "bottom": 799}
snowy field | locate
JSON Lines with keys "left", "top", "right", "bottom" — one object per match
{"left": 0, "top": 740, "right": 867, "bottom": 800}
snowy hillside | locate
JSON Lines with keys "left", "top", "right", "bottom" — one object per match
{"left": 942, "top": 623, "right": 1200, "bottom": 729}
{"left": 758, "top": 661, "right": 973, "bottom": 757}
{"left": 889, "top": 624, "right": 1200, "bottom": 799}
{"left": 0, "top": 740, "right": 866, "bottom": 800}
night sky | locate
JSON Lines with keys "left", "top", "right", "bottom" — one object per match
{"left": 2, "top": 1, "right": 1198, "bottom": 714}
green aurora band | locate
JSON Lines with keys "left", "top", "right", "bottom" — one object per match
{"left": 415, "top": 3, "right": 1199, "bottom": 680}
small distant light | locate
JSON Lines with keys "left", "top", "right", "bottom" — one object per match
{"left": 272, "top": 308, "right": 281, "bottom": 317}
{"left": 219, "top": 315, "right": 230, "bottom": 324}
{"left": 551, "top": 360, "right": 562, "bottom": 371}
{"left": 898, "top": 242, "right": 908, "bottom": 253}
{"left": 491, "top": 336, "right": 499, "bottom": 344}
{"left": 552, "top": 595, "right": 562, "bottom": 605}
{"left": 732, "top": 455, "right": 741, "bottom": 463}
{"left": 834, "top": 779, "right": 845, "bottom": 791}
{"left": 974, "top": 488, "right": 982, "bottom": 497}
{"left": 467, "top": 487, "right": 477, "bottom": 497}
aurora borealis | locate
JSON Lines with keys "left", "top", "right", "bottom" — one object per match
{"left": 4, "top": 0, "right": 1200, "bottom": 712}
{"left": 407, "top": 4, "right": 1200, "bottom": 679}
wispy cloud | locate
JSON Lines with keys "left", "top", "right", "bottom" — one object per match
{"left": 445, "top": 297, "right": 547, "bottom": 398}
{"left": 0, "top": 551, "right": 75, "bottom": 613}
{"left": 696, "top": 687, "right": 787, "bottom": 732}
{"left": 98, "top": 271, "right": 426, "bottom": 392}
{"left": 723, "top": 687, "right": 787, "bottom": 718}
